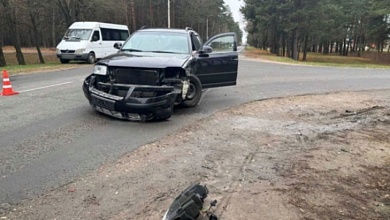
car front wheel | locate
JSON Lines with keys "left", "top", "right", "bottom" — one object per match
{"left": 181, "top": 75, "right": 202, "bottom": 108}
{"left": 87, "top": 52, "right": 96, "bottom": 64}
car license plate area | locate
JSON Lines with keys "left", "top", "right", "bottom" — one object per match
{"left": 91, "top": 95, "right": 115, "bottom": 111}
{"left": 61, "top": 54, "right": 74, "bottom": 59}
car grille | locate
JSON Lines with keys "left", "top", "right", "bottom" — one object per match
{"left": 113, "top": 68, "right": 160, "bottom": 85}
{"left": 60, "top": 50, "right": 75, "bottom": 53}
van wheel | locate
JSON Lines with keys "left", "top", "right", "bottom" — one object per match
{"left": 87, "top": 52, "right": 96, "bottom": 64}
{"left": 181, "top": 75, "right": 202, "bottom": 108}
{"left": 60, "top": 59, "right": 69, "bottom": 64}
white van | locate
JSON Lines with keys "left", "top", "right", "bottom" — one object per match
{"left": 56, "top": 22, "right": 130, "bottom": 64}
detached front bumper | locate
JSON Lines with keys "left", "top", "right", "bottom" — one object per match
{"left": 83, "top": 75, "right": 179, "bottom": 120}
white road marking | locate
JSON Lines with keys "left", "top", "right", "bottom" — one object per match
{"left": 19, "top": 82, "right": 73, "bottom": 93}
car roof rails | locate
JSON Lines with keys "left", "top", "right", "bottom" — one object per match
{"left": 140, "top": 25, "right": 148, "bottom": 30}
{"left": 185, "top": 27, "right": 193, "bottom": 31}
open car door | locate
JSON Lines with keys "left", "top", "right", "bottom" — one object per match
{"left": 195, "top": 32, "right": 238, "bottom": 89}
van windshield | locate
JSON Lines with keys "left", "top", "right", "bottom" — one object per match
{"left": 64, "top": 29, "right": 92, "bottom": 40}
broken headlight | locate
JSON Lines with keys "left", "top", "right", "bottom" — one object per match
{"left": 93, "top": 65, "right": 108, "bottom": 75}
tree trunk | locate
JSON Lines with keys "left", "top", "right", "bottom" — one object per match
{"left": 282, "top": 32, "right": 286, "bottom": 57}
{"left": 0, "top": 19, "right": 6, "bottom": 66}
{"left": 357, "top": 36, "right": 362, "bottom": 57}
{"left": 262, "top": 35, "right": 267, "bottom": 50}
{"left": 345, "top": 39, "right": 351, "bottom": 56}
{"left": 57, "top": 0, "right": 74, "bottom": 27}
{"left": 130, "top": 0, "right": 136, "bottom": 31}
{"left": 318, "top": 42, "right": 323, "bottom": 53}
{"left": 352, "top": 36, "right": 357, "bottom": 52}
{"left": 311, "top": 44, "right": 316, "bottom": 52}
{"left": 330, "top": 41, "right": 334, "bottom": 53}
{"left": 52, "top": 5, "right": 56, "bottom": 47}
{"left": 171, "top": 0, "right": 175, "bottom": 28}
{"left": 303, "top": 34, "right": 308, "bottom": 61}
{"left": 30, "top": 9, "right": 45, "bottom": 64}
{"left": 286, "top": 36, "right": 291, "bottom": 58}
{"left": 1, "top": 0, "right": 25, "bottom": 65}
{"left": 0, "top": 47, "right": 5, "bottom": 67}
{"left": 342, "top": 38, "right": 347, "bottom": 56}
{"left": 123, "top": 0, "right": 129, "bottom": 28}
{"left": 149, "top": 0, "right": 154, "bottom": 27}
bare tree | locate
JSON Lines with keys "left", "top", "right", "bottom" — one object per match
{"left": 130, "top": 0, "right": 136, "bottom": 31}
{"left": 0, "top": 0, "right": 243, "bottom": 66}
{"left": 0, "top": 10, "right": 6, "bottom": 66}
{"left": 27, "top": 0, "right": 45, "bottom": 63}
{"left": 56, "top": 0, "right": 78, "bottom": 27}
{"left": 0, "top": 0, "right": 25, "bottom": 65}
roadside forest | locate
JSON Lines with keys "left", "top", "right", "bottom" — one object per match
{"left": 241, "top": 0, "right": 390, "bottom": 61}
{"left": 0, "top": 0, "right": 242, "bottom": 66}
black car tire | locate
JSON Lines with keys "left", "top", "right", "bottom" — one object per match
{"left": 181, "top": 75, "right": 202, "bottom": 108}
{"left": 87, "top": 52, "right": 96, "bottom": 64}
{"left": 60, "top": 59, "right": 70, "bottom": 64}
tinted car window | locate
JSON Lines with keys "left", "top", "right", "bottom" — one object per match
{"left": 92, "top": 31, "right": 100, "bottom": 41}
{"left": 190, "top": 33, "right": 202, "bottom": 51}
{"left": 101, "top": 28, "right": 129, "bottom": 41}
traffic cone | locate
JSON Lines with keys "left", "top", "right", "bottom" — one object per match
{"left": 1, "top": 70, "right": 19, "bottom": 96}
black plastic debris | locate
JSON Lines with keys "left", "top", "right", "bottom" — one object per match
{"left": 162, "top": 184, "right": 218, "bottom": 220}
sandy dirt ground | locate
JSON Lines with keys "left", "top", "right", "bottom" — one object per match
{"left": 2, "top": 47, "right": 56, "bottom": 54}
{"left": 1, "top": 90, "right": 390, "bottom": 220}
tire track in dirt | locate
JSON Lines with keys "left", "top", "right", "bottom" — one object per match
{"left": 217, "top": 143, "right": 261, "bottom": 218}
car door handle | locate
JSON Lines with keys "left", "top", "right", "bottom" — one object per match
{"left": 231, "top": 57, "right": 238, "bottom": 61}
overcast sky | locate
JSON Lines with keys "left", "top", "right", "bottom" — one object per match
{"left": 224, "top": 0, "right": 247, "bottom": 42}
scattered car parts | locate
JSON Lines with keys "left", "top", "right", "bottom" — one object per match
{"left": 162, "top": 184, "right": 218, "bottom": 220}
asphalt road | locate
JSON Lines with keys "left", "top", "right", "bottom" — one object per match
{"left": 1, "top": 59, "right": 390, "bottom": 205}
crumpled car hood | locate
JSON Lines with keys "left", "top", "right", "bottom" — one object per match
{"left": 98, "top": 52, "right": 190, "bottom": 69}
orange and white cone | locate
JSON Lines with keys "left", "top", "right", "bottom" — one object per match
{"left": 1, "top": 70, "right": 19, "bottom": 96}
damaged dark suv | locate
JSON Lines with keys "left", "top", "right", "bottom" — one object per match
{"left": 82, "top": 27, "right": 238, "bottom": 121}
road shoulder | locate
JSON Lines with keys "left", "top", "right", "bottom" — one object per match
{"left": 2, "top": 90, "right": 390, "bottom": 219}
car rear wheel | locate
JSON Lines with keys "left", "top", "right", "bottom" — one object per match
{"left": 60, "top": 59, "right": 70, "bottom": 64}
{"left": 87, "top": 52, "right": 96, "bottom": 64}
{"left": 181, "top": 75, "right": 202, "bottom": 108}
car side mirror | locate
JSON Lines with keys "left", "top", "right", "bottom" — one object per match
{"left": 198, "top": 46, "right": 213, "bottom": 57}
{"left": 92, "top": 36, "right": 99, "bottom": 42}
{"left": 113, "top": 42, "right": 122, "bottom": 49}
{"left": 202, "top": 45, "right": 213, "bottom": 54}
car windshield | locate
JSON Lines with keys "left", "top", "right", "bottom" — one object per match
{"left": 121, "top": 31, "right": 190, "bottom": 54}
{"left": 64, "top": 29, "right": 92, "bottom": 40}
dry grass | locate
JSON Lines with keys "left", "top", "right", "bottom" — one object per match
{"left": 2, "top": 47, "right": 85, "bottom": 74}
{"left": 3, "top": 46, "right": 59, "bottom": 65}
{"left": 244, "top": 47, "right": 390, "bottom": 68}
